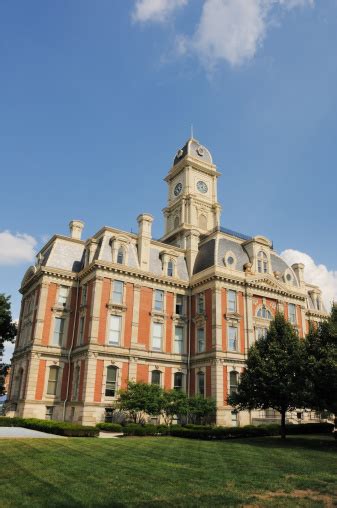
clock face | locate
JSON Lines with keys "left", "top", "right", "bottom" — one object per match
{"left": 196, "top": 180, "right": 208, "bottom": 194}
{"left": 174, "top": 182, "right": 183, "bottom": 196}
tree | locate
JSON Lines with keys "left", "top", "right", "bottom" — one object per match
{"left": 187, "top": 396, "right": 216, "bottom": 425}
{"left": 118, "top": 381, "right": 163, "bottom": 423}
{"left": 0, "top": 294, "right": 17, "bottom": 395}
{"left": 305, "top": 306, "right": 337, "bottom": 426}
{"left": 229, "top": 313, "right": 308, "bottom": 439}
{"left": 161, "top": 389, "right": 189, "bottom": 425}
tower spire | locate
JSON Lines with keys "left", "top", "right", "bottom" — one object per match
{"left": 190, "top": 123, "right": 194, "bottom": 139}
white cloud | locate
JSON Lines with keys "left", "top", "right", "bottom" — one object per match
{"left": 281, "top": 249, "right": 337, "bottom": 311}
{"left": 0, "top": 231, "right": 37, "bottom": 265}
{"left": 133, "top": 0, "right": 314, "bottom": 67}
{"left": 132, "top": 0, "right": 188, "bottom": 23}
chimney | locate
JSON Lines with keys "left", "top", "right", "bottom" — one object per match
{"left": 137, "top": 214, "right": 154, "bottom": 270}
{"left": 292, "top": 263, "right": 305, "bottom": 287}
{"left": 69, "top": 220, "right": 85, "bottom": 240}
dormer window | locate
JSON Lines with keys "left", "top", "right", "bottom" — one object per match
{"left": 257, "top": 251, "right": 268, "bottom": 274}
{"left": 117, "top": 247, "right": 124, "bottom": 264}
{"left": 167, "top": 260, "right": 173, "bottom": 277}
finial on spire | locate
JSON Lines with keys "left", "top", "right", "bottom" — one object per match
{"left": 190, "top": 123, "right": 194, "bottom": 139}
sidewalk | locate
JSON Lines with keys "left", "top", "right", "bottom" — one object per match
{"left": 0, "top": 427, "right": 65, "bottom": 438}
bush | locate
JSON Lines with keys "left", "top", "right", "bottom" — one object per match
{"left": 96, "top": 423, "right": 122, "bottom": 432}
{"left": 285, "top": 422, "right": 334, "bottom": 435}
{"left": 169, "top": 425, "right": 278, "bottom": 440}
{"left": 0, "top": 416, "right": 99, "bottom": 437}
{"left": 122, "top": 424, "right": 169, "bottom": 436}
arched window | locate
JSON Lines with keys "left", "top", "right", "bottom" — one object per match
{"left": 167, "top": 260, "right": 173, "bottom": 277}
{"left": 257, "top": 305, "right": 272, "bottom": 320}
{"left": 198, "top": 214, "right": 207, "bottom": 230}
{"left": 117, "top": 247, "right": 124, "bottom": 264}
{"left": 229, "top": 371, "right": 239, "bottom": 396}
{"left": 105, "top": 366, "right": 118, "bottom": 397}
{"left": 257, "top": 251, "right": 268, "bottom": 274}
{"left": 47, "top": 366, "right": 59, "bottom": 396}
{"left": 151, "top": 370, "right": 161, "bottom": 386}
{"left": 197, "top": 371, "right": 205, "bottom": 397}
{"left": 174, "top": 372, "right": 183, "bottom": 391}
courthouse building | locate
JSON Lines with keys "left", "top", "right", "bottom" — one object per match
{"left": 7, "top": 138, "right": 328, "bottom": 425}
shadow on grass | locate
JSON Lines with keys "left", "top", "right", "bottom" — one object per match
{"left": 228, "top": 434, "right": 337, "bottom": 454}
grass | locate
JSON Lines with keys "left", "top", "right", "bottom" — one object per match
{"left": 1, "top": 435, "right": 336, "bottom": 507}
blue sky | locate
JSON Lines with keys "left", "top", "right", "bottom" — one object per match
{"left": 1, "top": 0, "right": 337, "bottom": 359}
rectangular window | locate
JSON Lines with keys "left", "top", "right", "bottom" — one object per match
{"left": 47, "top": 367, "right": 59, "bottom": 395}
{"left": 112, "top": 280, "right": 124, "bottom": 304}
{"left": 52, "top": 317, "right": 65, "bottom": 346}
{"left": 45, "top": 406, "right": 54, "bottom": 420}
{"left": 58, "top": 286, "right": 69, "bottom": 306}
{"left": 197, "top": 327, "right": 205, "bottom": 353}
{"left": 289, "top": 304, "right": 297, "bottom": 325}
{"left": 108, "top": 315, "right": 122, "bottom": 345}
{"left": 228, "top": 290, "right": 236, "bottom": 313}
{"left": 81, "top": 285, "right": 87, "bottom": 305}
{"left": 197, "top": 372, "right": 205, "bottom": 397}
{"left": 105, "top": 367, "right": 117, "bottom": 397}
{"left": 255, "top": 327, "right": 267, "bottom": 341}
{"left": 78, "top": 316, "right": 85, "bottom": 345}
{"left": 176, "top": 294, "right": 184, "bottom": 315}
{"left": 197, "top": 293, "right": 205, "bottom": 314}
{"left": 228, "top": 326, "right": 238, "bottom": 351}
{"left": 152, "top": 322, "right": 163, "bottom": 351}
{"left": 174, "top": 326, "right": 184, "bottom": 354}
{"left": 154, "top": 290, "right": 164, "bottom": 311}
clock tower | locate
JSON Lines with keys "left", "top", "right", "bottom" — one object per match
{"left": 161, "top": 137, "right": 222, "bottom": 248}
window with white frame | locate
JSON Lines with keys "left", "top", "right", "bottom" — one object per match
{"left": 52, "top": 317, "right": 65, "bottom": 346}
{"left": 288, "top": 303, "right": 297, "bottom": 325}
{"left": 174, "top": 326, "right": 184, "bottom": 354}
{"left": 47, "top": 366, "right": 59, "bottom": 396}
{"left": 197, "top": 371, "right": 205, "bottom": 397}
{"left": 108, "top": 315, "right": 122, "bottom": 345}
{"left": 154, "top": 289, "right": 164, "bottom": 311}
{"left": 257, "top": 306, "right": 272, "bottom": 320}
{"left": 105, "top": 366, "right": 118, "bottom": 397}
{"left": 117, "top": 247, "right": 124, "bottom": 264}
{"left": 167, "top": 260, "right": 174, "bottom": 277}
{"left": 197, "top": 327, "right": 205, "bottom": 353}
{"left": 73, "top": 365, "right": 80, "bottom": 400}
{"left": 257, "top": 251, "right": 268, "bottom": 274}
{"left": 228, "top": 290, "right": 236, "bottom": 313}
{"left": 152, "top": 322, "right": 163, "bottom": 351}
{"left": 255, "top": 327, "right": 267, "bottom": 341}
{"left": 228, "top": 326, "right": 238, "bottom": 351}
{"left": 174, "top": 372, "right": 183, "bottom": 391}
{"left": 151, "top": 370, "right": 161, "bottom": 385}
{"left": 231, "top": 410, "right": 238, "bottom": 427}
{"left": 112, "top": 280, "right": 124, "bottom": 304}
{"left": 58, "top": 286, "right": 69, "bottom": 306}
{"left": 197, "top": 293, "right": 205, "bottom": 314}
{"left": 175, "top": 294, "right": 184, "bottom": 315}
{"left": 229, "top": 371, "right": 239, "bottom": 396}
{"left": 78, "top": 316, "right": 85, "bottom": 345}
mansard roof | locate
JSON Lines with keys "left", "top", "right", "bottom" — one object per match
{"left": 173, "top": 137, "right": 213, "bottom": 166}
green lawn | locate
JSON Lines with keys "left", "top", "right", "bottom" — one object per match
{"left": 1, "top": 435, "right": 336, "bottom": 507}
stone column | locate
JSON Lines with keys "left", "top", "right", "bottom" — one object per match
{"left": 33, "top": 281, "right": 49, "bottom": 344}
{"left": 245, "top": 288, "right": 254, "bottom": 349}
{"left": 213, "top": 284, "right": 222, "bottom": 350}
{"left": 88, "top": 277, "right": 103, "bottom": 345}
{"left": 131, "top": 285, "right": 141, "bottom": 345}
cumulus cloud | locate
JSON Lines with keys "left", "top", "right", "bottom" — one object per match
{"left": 133, "top": 0, "right": 314, "bottom": 67}
{"left": 281, "top": 249, "right": 337, "bottom": 311}
{"left": 132, "top": 0, "right": 189, "bottom": 23}
{"left": 0, "top": 231, "right": 37, "bottom": 265}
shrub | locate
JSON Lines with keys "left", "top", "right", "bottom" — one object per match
{"left": 96, "top": 423, "right": 122, "bottom": 432}
{"left": 123, "top": 424, "right": 168, "bottom": 436}
{"left": 0, "top": 416, "right": 99, "bottom": 437}
{"left": 285, "top": 423, "right": 334, "bottom": 435}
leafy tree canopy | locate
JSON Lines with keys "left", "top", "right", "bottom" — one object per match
{"left": 229, "top": 313, "right": 308, "bottom": 438}
{"left": 0, "top": 294, "right": 17, "bottom": 395}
